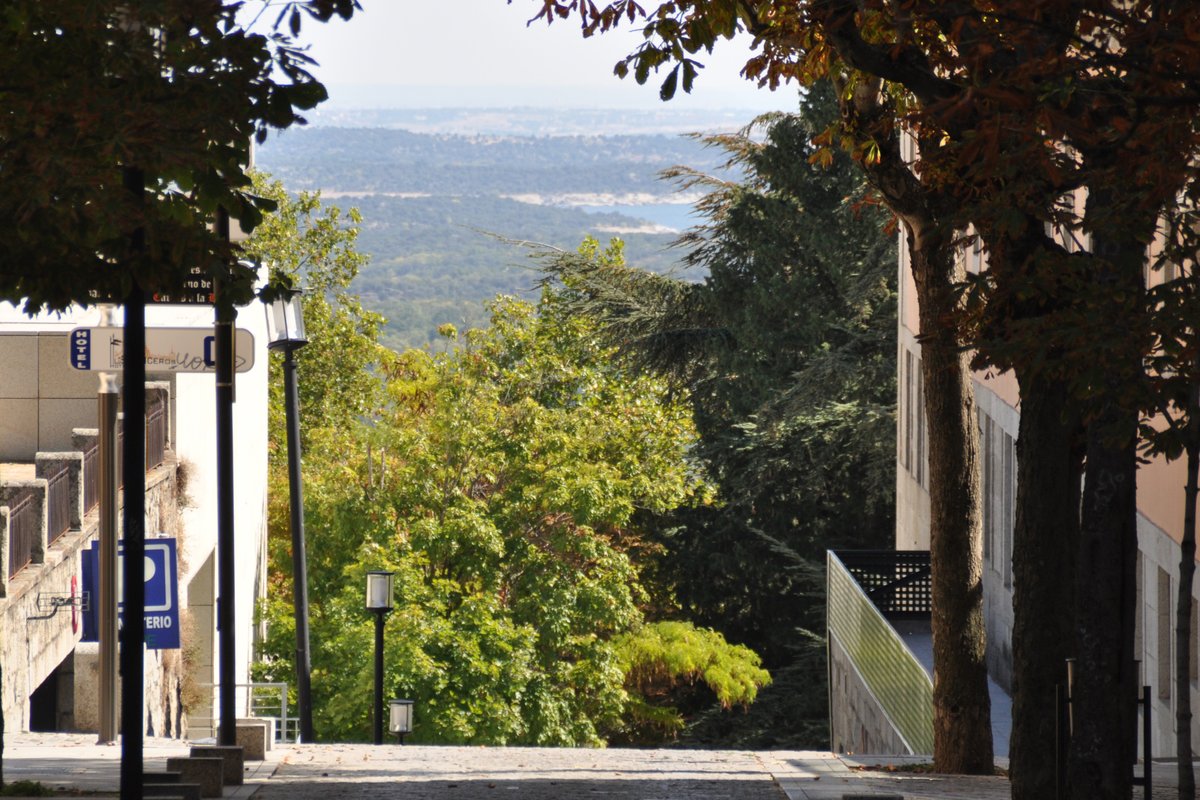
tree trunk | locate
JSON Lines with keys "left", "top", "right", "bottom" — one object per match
{"left": 1067, "top": 193, "right": 1145, "bottom": 800}
{"left": 1176, "top": 365, "right": 1198, "bottom": 797}
{"left": 1069, "top": 401, "right": 1139, "bottom": 800}
{"left": 1009, "top": 376, "right": 1082, "bottom": 800}
{"left": 909, "top": 223, "right": 994, "bottom": 774}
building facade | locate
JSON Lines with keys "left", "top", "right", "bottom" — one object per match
{"left": 0, "top": 300, "right": 269, "bottom": 738}
{"left": 893, "top": 220, "right": 1200, "bottom": 759}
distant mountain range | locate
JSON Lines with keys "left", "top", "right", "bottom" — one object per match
{"left": 256, "top": 108, "right": 755, "bottom": 350}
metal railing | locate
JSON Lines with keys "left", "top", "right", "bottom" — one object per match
{"left": 146, "top": 397, "right": 166, "bottom": 470}
{"left": 828, "top": 550, "right": 934, "bottom": 754}
{"left": 193, "top": 682, "right": 299, "bottom": 744}
{"left": 8, "top": 490, "right": 39, "bottom": 579}
{"left": 837, "top": 549, "right": 932, "bottom": 619}
{"left": 45, "top": 464, "right": 71, "bottom": 545}
{"left": 82, "top": 442, "right": 99, "bottom": 514}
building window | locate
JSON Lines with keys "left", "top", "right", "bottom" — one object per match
{"left": 1134, "top": 552, "right": 1144, "bottom": 686}
{"left": 904, "top": 350, "right": 914, "bottom": 473}
{"left": 982, "top": 413, "right": 994, "bottom": 566}
{"left": 1002, "top": 432, "right": 1014, "bottom": 587}
{"left": 1159, "top": 567, "right": 1172, "bottom": 701}
{"left": 1191, "top": 598, "right": 1198, "bottom": 686}
{"left": 915, "top": 358, "right": 926, "bottom": 488}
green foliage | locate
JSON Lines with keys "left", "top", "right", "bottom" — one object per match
{"left": 546, "top": 84, "right": 895, "bottom": 643}
{"left": 537, "top": 84, "right": 896, "bottom": 745}
{"left": 255, "top": 277, "right": 764, "bottom": 744}
{"left": 0, "top": 1, "right": 356, "bottom": 312}
{"left": 243, "top": 172, "right": 389, "bottom": 447}
{"left": 0, "top": 780, "right": 51, "bottom": 797}
{"left": 612, "top": 620, "right": 770, "bottom": 743}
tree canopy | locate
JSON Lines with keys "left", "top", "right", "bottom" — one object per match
{"left": 0, "top": 0, "right": 357, "bottom": 311}
{"left": 535, "top": 85, "right": 896, "bottom": 745}
{"left": 248, "top": 186, "right": 770, "bottom": 743}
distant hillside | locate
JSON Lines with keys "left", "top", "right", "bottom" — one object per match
{"left": 346, "top": 194, "right": 690, "bottom": 351}
{"left": 256, "top": 126, "right": 729, "bottom": 196}
{"left": 255, "top": 115, "right": 746, "bottom": 350}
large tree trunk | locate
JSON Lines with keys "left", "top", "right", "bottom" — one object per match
{"left": 1069, "top": 401, "right": 1139, "bottom": 800}
{"left": 909, "top": 222, "right": 994, "bottom": 774}
{"left": 1067, "top": 193, "right": 1145, "bottom": 800}
{"left": 1176, "top": 366, "right": 1198, "bottom": 797}
{"left": 1009, "top": 376, "right": 1082, "bottom": 800}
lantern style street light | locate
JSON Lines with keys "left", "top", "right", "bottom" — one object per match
{"left": 265, "top": 289, "right": 314, "bottom": 743}
{"left": 365, "top": 570, "right": 395, "bottom": 745}
{"left": 389, "top": 698, "right": 414, "bottom": 744}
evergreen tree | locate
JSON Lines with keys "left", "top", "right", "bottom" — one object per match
{"left": 538, "top": 83, "right": 896, "bottom": 745}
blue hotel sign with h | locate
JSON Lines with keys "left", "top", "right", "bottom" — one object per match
{"left": 81, "top": 538, "right": 180, "bottom": 649}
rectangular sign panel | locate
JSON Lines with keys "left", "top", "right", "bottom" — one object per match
{"left": 145, "top": 266, "right": 214, "bottom": 305}
{"left": 69, "top": 327, "right": 254, "bottom": 373}
{"left": 81, "top": 537, "right": 180, "bottom": 649}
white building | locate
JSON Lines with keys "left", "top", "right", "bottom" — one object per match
{"left": 0, "top": 299, "right": 269, "bottom": 738}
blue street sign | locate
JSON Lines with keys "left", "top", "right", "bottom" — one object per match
{"left": 81, "top": 537, "right": 180, "bottom": 649}
{"left": 70, "top": 328, "right": 90, "bottom": 371}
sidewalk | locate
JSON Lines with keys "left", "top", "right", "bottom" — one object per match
{"left": 0, "top": 732, "right": 1191, "bottom": 799}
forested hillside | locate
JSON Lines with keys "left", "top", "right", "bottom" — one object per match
{"left": 256, "top": 122, "right": 725, "bottom": 348}
{"left": 258, "top": 126, "right": 730, "bottom": 195}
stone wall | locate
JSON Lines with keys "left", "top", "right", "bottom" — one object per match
{"left": 68, "top": 459, "right": 188, "bottom": 738}
{"left": 0, "top": 431, "right": 190, "bottom": 737}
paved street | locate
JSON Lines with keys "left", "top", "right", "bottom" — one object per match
{"left": 2, "top": 732, "right": 1194, "bottom": 799}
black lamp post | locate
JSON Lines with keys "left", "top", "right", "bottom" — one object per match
{"left": 365, "top": 570, "right": 395, "bottom": 745}
{"left": 265, "top": 289, "right": 315, "bottom": 744}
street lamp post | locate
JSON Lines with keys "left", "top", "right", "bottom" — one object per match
{"left": 265, "top": 290, "right": 315, "bottom": 744}
{"left": 365, "top": 571, "right": 395, "bottom": 745}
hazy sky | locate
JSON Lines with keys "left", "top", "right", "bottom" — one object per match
{"left": 259, "top": 0, "right": 794, "bottom": 111}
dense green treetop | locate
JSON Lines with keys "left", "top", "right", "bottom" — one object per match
{"left": 248, "top": 198, "right": 769, "bottom": 741}
{"left": 533, "top": 85, "right": 895, "bottom": 746}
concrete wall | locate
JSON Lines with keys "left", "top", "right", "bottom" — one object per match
{"left": 0, "top": 334, "right": 101, "bottom": 460}
{"left": 169, "top": 302, "right": 270, "bottom": 728}
{"left": 1134, "top": 512, "right": 1200, "bottom": 760}
{"left": 828, "top": 634, "right": 916, "bottom": 755}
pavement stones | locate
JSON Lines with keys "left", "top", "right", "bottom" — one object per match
{"left": 2, "top": 732, "right": 1195, "bottom": 799}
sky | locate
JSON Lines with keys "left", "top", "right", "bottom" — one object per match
{"left": 256, "top": 0, "right": 794, "bottom": 112}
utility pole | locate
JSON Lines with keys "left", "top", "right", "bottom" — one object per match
{"left": 215, "top": 209, "right": 238, "bottom": 747}
{"left": 97, "top": 305, "right": 119, "bottom": 745}
{"left": 119, "top": 166, "right": 146, "bottom": 800}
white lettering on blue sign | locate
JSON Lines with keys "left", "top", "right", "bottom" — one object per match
{"left": 70, "top": 328, "right": 91, "bottom": 371}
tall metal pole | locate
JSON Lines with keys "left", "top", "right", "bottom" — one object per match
{"left": 282, "top": 346, "right": 315, "bottom": 743}
{"left": 119, "top": 166, "right": 146, "bottom": 800}
{"left": 97, "top": 363, "right": 119, "bottom": 745}
{"left": 215, "top": 209, "right": 238, "bottom": 747}
{"left": 373, "top": 609, "right": 385, "bottom": 746}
